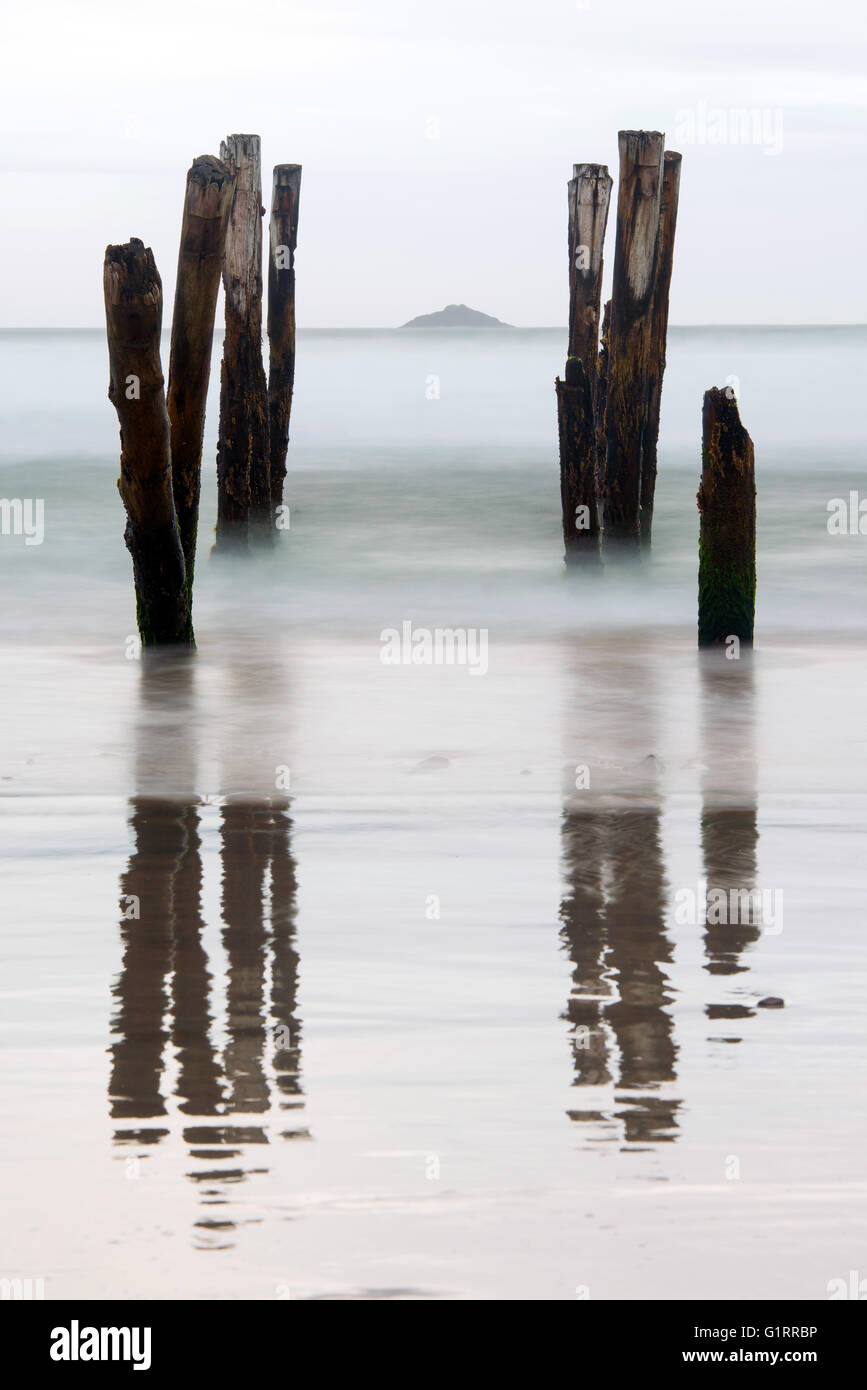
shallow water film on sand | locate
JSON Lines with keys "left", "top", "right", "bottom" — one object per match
{"left": 1, "top": 327, "right": 866, "bottom": 1301}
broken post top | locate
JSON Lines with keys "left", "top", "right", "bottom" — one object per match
{"left": 219, "top": 133, "right": 262, "bottom": 196}
{"left": 570, "top": 163, "right": 612, "bottom": 194}
{"left": 189, "top": 153, "right": 233, "bottom": 188}
{"left": 104, "top": 238, "right": 159, "bottom": 296}
{"left": 618, "top": 129, "right": 665, "bottom": 147}
{"left": 701, "top": 387, "right": 754, "bottom": 469}
{"left": 562, "top": 355, "right": 591, "bottom": 389}
{"left": 614, "top": 129, "right": 666, "bottom": 305}
{"left": 186, "top": 154, "right": 234, "bottom": 207}
{"left": 222, "top": 134, "right": 261, "bottom": 153}
{"left": 103, "top": 239, "right": 162, "bottom": 331}
{"left": 220, "top": 134, "right": 264, "bottom": 322}
{"left": 270, "top": 164, "right": 302, "bottom": 234}
{"left": 568, "top": 164, "right": 612, "bottom": 273}
{"left": 660, "top": 152, "right": 683, "bottom": 217}
{"left": 660, "top": 151, "right": 683, "bottom": 217}
{"left": 567, "top": 164, "right": 612, "bottom": 365}
{"left": 180, "top": 156, "right": 234, "bottom": 259}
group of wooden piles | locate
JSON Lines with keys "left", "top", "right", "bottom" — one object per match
{"left": 556, "top": 129, "right": 755, "bottom": 647}
{"left": 104, "top": 127, "right": 756, "bottom": 654}
{"left": 103, "top": 135, "right": 300, "bottom": 647}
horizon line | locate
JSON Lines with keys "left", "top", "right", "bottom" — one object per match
{"left": 1, "top": 322, "right": 865, "bottom": 334}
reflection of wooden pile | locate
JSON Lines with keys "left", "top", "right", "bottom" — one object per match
{"left": 556, "top": 131, "right": 756, "bottom": 647}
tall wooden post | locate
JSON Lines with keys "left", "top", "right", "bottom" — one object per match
{"left": 167, "top": 154, "right": 234, "bottom": 598}
{"left": 567, "top": 164, "right": 612, "bottom": 371}
{"left": 559, "top": 164, "right": 611, "bottom": 562}
{"left": 268, "top": 163, "right": 302, "bottom": 515}
{"left": 697, "top": 387, "right": 756, "bottom": 648}
{"left": 104, "top": 239, "right": 191, "bottom": 646}
{"left": 640, "top": 150, "right": 682, "bottom": 544}
{"left": 216, "top": 134, "right": 270, "bottom": 550}
{"left": 602, "top": 130, "right": 665, "bottom": 546}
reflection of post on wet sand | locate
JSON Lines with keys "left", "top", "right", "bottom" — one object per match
{"left": 559, "top": 811, "right": 610, "bottom": 1088}
{"left": 559, "top": 646, "right": 680, "bottom": 1147}
{"left": 219, "top": 800, "right": 272, "bottom": 1116}
{"left": 560, "top": 803, "right": 679, "bottom": 1145}
{"left": 218, "top": 654, "right": 303, "bottom": 1121}
{"left": 110, "top": 650, "right": 208, "bottom": 1131}
{"left": 110, "top": 652, "right": 304, "bottom": 1158}
{"left": 217, "top": 798, "right": 302, "bottom": 1119}
{"left": 269, "top": 804, "right": 303, "bottom": 1106}
{"left": 173, "top": 799, "right": 224, "bottom": 1117}
{"left": 699, "top": 652, "right": 760, "bottom": 982}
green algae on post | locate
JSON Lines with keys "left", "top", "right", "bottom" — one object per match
{"left": 697, "top": 386, "right": 756, "bottom": 648}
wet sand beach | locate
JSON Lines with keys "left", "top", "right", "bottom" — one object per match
{"left": 1, "top": 327, "right": 865, "bottom": 1298}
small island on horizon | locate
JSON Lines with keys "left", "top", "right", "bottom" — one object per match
{"left": 401, "top": 303, "right": 511, "bottom": 328}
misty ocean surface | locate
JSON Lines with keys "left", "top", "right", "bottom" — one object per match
{"left": 0, "top": 326, "right": 865, "bottom": 1299}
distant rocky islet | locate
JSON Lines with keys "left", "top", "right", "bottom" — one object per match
{"left": 400, "top": 303, "right": 510, "bottom": 328}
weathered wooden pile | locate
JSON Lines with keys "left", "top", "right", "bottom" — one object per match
{"left": 104, "top": 135, "right": 301, "bottom": 646}
{"left": 556, "top": 131, "right": 681, "bottom": 558}
{"left": 697, "top": 387, "right": 756, "bottom": 648}
{"left": 104, "top": 127, "right": 756, "bottom": 654}
{"left": 556, "top": 129, "right": 755, "bottom": 646}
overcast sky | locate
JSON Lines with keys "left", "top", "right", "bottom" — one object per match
{"left": 1, "top": 0, "right": 865, "bottom": 326}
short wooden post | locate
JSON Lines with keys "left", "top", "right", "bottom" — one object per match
{"left": 103, "top": 239, "right": 191, "bottom": 646}
{"left": 697, "top": 387, "right": 756, "bottom": 648}
{"left": 602, "top": 130, "right": 665, "bottom": 546}
{"left": 267, "top": 164, "right": 302, "bottom": 515}
{"left": 167, "top": 154, "right": 234, "bottom": 597}
{"left": 216, "top": 134, "right": 270, "bottom": 549}
{"left": 640, "top": 150, "right": 682, "bottom": 543}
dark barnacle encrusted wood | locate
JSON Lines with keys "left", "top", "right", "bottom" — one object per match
{"left": 697, "top": 387, "right": 756, "bottom": 648}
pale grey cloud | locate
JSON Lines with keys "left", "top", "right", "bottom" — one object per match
{"left": 0, "top": 0, "right": 864, "bottom": 324}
